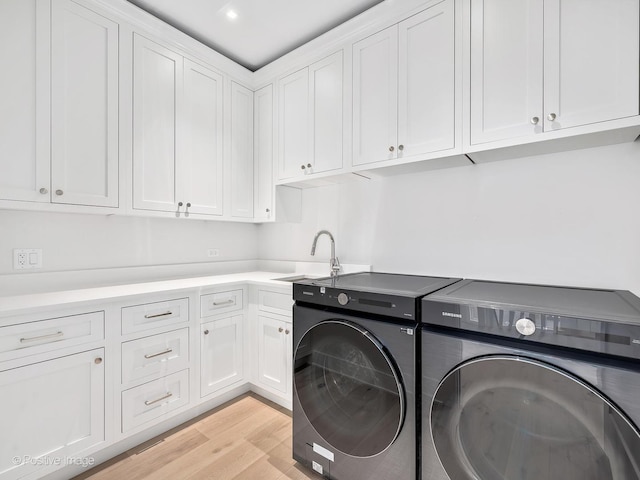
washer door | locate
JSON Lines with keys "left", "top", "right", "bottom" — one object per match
{"left": 431, "top": 356, "right": 640, "bottom": 480}
{"left": 294, "top": 320, "right": 405, "bottom": 458}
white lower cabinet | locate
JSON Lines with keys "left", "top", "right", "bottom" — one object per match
{"left": 200, "top": 315, "right": 244, "bottom": 397}
{"left": 121, "top": 369, "right": 190, "bottom": 433}
{"left": 0, "top": 348, "right": 105, "bottom": 479}
{"left": 256, "top": 314, "right": 292, "bottom": 397}
{"left": 121, "top": 328, "right": 189, "bottom": 385}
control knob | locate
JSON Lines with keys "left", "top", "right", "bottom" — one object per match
{"left": 515, "top": 318, "right": 536, "bottom": 336}
{"left": 337, "top": 293, "right": 349, "bottom": 306}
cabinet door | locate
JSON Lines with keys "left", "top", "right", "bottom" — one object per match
{"left": 0, "top": 0, "right": 50, "bottom": 203}
{"left": 543, "top": 0, "right": 639, "bottom": 131}
{"left": 278, "top": 67, "right": 309, "bottom": 180}
{"left": 132, "top": 34, "right": 182, "bottom": 212}
{"left": 0, "top": 349, "right": 105, "bottom": 479}
{"left": 200, "top": 315, "right": 243, "bottom": 397}
{"left": 230, "top": 82, "right": 254, "bottom": 218}
{"left": 352, "top": 25, "right": 398, "bottom": 166}
{"left": 181, "top": 59, "right": 223, "bottom": 216}
{"left": 398, "top": 2, "right": 456, "bottom": 157}
{"left": 470, "top": 0, "right": 543, "bottom": 144}
{"left": 253, "top": 85, "right": 274, "bottom": 221}
{"left": 309, "top": 51, "right": 343, "bottom": 174}
{"left": 51, "top": 0, "right": 118, "bottom": 207}
{"left": 257, "top": 315, "right": 290, "bottom": 395}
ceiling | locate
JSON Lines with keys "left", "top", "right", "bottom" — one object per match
{"left": 126, "top": 0, "right": 385, "bottom": 71}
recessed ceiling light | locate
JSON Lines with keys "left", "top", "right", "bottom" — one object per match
{"left": 226, "top": 10, "right": 238, "bottom": 20}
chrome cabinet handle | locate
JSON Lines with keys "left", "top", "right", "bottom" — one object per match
{"left": 266, "top": 208, "right": 270, "bottom": 213}
{"left": 178, "top": 202, "right": 183, "bottom": 207}
{"left": 530, "top": 116, "right": 540, "bottom": 125}
{"left": 212, "top": 299, "right": 234, "bottom": 306}
{"left": 398, "top": 145, "right": 404, "bottom": 151}
{"left": 95, "top": 357, "right": 103, "bottom": 364}
{"left": 301, "top": 165, "right": 306, "bottom": 170}
{"left": 144, "top": 348, "right": 173, "bottom": 359}
{"left": 144, "top": 392, "right": 172, "bottom": 406}
{"left": 285, "top": 329, "right": 290, "bottom": 335}
{"left": 20, "top": 331, "right": 64, "bottom": 343}
{"left": 55, "top": 189, "right": 63, "bottom": 196}
{"left": 144, "top": 311, "right": 173, "bottom": 319}
{"left": 389, "top": 146, "right": 394, "bottom": 152}
{"left": 547, "top": 113, "right": 557, "bottom": 121}
{"left": 307, "top": 163, "right": 312, "bottom": 168}
{"left": 39, "top": 187, "right": 48, "bottom": 194}
{"left": 278, "top": 327, "right": 283, "bottom": 333}
{"left": 204, "top": 329, "right": 209, "bottom": 335}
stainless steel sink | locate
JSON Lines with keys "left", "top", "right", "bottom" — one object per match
{"left": 272, "top": 275, "right": 319, "bottom": 282}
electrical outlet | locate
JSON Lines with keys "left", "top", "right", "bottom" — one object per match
{"left": 207, "top": 249, "right": 220, "bottom": 258}
{"left": 13, "top": 249, "right": 43, "bottom": 270}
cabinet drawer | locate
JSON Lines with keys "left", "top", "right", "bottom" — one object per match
{"left": 121, "top": 328, "right": 189, "bottom": 385}
{"left": 122, "top": 298, "right": 189, "bottom": 335}
{"left": 121, "top": 369, "right": 190, "bottom": 432}
{"left": 0, "top": 311, "right": 104, "bottom": 363}
{"left": 258, "top": 289, "right": 293, "bottom": 316}
{"left": 200, "top": 289, "right": 243, "bottom": 318}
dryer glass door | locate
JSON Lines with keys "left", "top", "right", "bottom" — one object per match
{"left": 294, "top": 320, "right": 405, "bottom": 458}
{"left": 430, "top": 356, "right": 640, "bottom": 480}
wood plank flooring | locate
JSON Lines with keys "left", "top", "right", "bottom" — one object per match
{"left": 74, "top": 393, "right": 324, "bottom": 480}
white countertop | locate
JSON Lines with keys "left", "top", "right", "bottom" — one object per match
{"left": 0, "top": 261, "right": 371, "bottom": 317}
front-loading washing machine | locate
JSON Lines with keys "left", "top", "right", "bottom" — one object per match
{"left": 292, "top": 272, "right": 460, "bottom": 480}
{"left": 420, "top": 279, "right": 640, "bottom": 480}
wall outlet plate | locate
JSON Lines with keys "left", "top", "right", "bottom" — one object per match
{"left": 13, "top": 249, "right": 42, "bottom": 270}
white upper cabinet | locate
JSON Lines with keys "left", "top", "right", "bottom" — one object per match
{"left": 308, "top": 51, "right": 344, "bottom": 175}
{"left": 278, "top": 67, "right": 309, "bottom": 180}
{"left": 353, "top": 0, "right": 457, "bottom": 166}
{"left": 0, "top": 0, "right": 49, "bottom": 203}
{"left": 398, "top": 2, "right": 456, "bottom": 157}
{"left": 254, "top": 85, "right": 274, "bottom": 221}
{"left": 132, "top": 34, "right": 182, "bottom": 213}
{"left": 277, "top": 51, "right": 344, "bottom": 181}
{"left": 132, "top": 35, "right": 229, "bottom": 217}
{"left": 51, "top": 0, "right": 119, "bottom": 208}
{"left": 543, "top": 0, "right": 639, "bottom": 131}
{"left": 230, "top": 82, "right": 254, "bottom": 218}
{"left": 353, "top": 26, "right": 398, "bottom": 166}
{"left": 182, "top": 59, "right": 224, "bottom": 216}
{"left": 470, "top": 0, "right": 639, "bottom": 145}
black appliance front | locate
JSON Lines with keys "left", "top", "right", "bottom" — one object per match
{"left": 421, "top": 280, "right": 640, "bottom": 480}
{"left": 293, "top": 304, "right": 416, "bottom": 480}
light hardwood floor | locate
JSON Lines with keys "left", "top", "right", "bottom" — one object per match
{"left": 74, "top": 393, "right": 324, "bottom": 480}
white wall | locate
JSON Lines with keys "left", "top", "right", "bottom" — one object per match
{"left": 259, "top": 141, "right": 640, "bottom": 296}
{"left": 0, "top": 211, "right": 258, "bottom": 274}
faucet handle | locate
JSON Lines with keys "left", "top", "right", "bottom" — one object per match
{"left": 330, "top": 256, "right": 341, "bottom": 276}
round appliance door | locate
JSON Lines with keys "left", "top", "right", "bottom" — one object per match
{"left": 431, "top": 356, "right": 640, "bottom": 480}
{"left": 294, "top": 320, "right": 405, "bottom": 458}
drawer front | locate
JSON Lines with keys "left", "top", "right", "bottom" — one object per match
{"left": 0, "top": 311, "right": 104, "bottom": 363}
{"left": 121, "top": 328, "right": 189, "bottom": 385}
{"left": 122, "top": 298, "right": 189, "bottom": 335}
{"left": 121, "top": 369, "right": 190, "bottom": 432}
{"left": 200, "top": 289, "right": 243, "bottom": 318}
{"left": 258, "top": 290, "right": 293, "bottom": 317}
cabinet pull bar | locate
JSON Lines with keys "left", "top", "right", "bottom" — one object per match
{"left": 20, "top": 331, "right": 64, "bottom": 343}
{"left": 144, "top": 392, "right": 173, "bottom": 406}
{"left": 144, "top": 311, "right": 173, "bottom": 319}
{"left": 212, "top": 299, "right": 234, "bottom": 306}
{"left": 144, "top": 348, "right": 173, "bottom": 359}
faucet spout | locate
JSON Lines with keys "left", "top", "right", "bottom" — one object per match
{"left": 310, "top": 230, "right": 341, "bottom": 277}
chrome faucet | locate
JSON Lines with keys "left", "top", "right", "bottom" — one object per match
{"left": 310, "top": 230, "right": 341, "bottom": 277}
